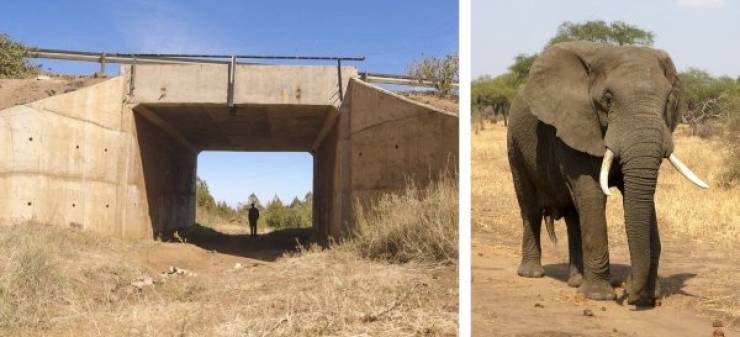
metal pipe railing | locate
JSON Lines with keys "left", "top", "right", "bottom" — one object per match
{"left": 360, "top": 72, "right": 459, "bottom": 88}
{"left": 29, "top": 48, "right": 365, "bottom": 62}
{"left": 27, "top": 48, "right": 457, "bottom": 88}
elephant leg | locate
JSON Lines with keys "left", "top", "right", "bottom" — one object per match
{"left": 571, "top": 179, "right": 614, "bottom": 300}
{"left": 511, "top": 168, "right": 544, "bottom": 278}
{"left": 564, "top": 211, "right": 584, "bottom": 287}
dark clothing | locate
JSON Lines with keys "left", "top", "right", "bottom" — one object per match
{"left": 248, "top": 207, "right": 259, "bottom": 236}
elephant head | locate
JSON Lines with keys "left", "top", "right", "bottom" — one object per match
{"left": 522, "top": 41, "right": 708, "bottom": 305}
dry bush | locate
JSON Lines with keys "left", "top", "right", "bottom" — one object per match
{"left": 351, "top": 175, "right": 458, "bottom": 264}
{"left": 212, "top": 247, "right": 457, "bottom": 337}
{"left": 407, "top": 54, "right": 459, "bottom": 96}
{"left": 0, "top": 223, "right": 142, "bottom": 330}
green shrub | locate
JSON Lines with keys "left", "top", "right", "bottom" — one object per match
{"left": 0, "top": 33, "right": 38, "bottom": 78}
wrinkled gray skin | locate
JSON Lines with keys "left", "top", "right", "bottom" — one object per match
{"left": 507, "top": 41, "right": 686, "bottom": 307}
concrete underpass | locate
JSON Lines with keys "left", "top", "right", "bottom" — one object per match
{"left": 0, "top": 63, "right": 458, "bottom": 242}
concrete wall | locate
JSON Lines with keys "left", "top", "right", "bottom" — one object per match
{"left": 0, "top": 77, "right": 197, "bottom": 239}
{"left": 132, "top": 109, "right": 197, "bottom": 236}
{"left": 345, "top": 79, "right": 458, "bottom": 208}
{"left": 0, "top": 77, "right": 148, "bottom": 237}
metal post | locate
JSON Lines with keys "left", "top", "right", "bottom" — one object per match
{"left": 98, "top": 52, "right": 106, "bottom": 76}
{"left": 227, "top": 55, "right": 236, "bottom": 113}
{"left": 129, "top": 55, "right": 137, "bottom": 96}
{"left": 337, "top": 59, "right": 343, "bottom": 102}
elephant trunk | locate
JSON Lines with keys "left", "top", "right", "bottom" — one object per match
{"left": 619, "top": 127, "right": 664, "bottom": 306}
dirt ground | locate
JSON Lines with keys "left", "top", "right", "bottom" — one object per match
{"left": 0, "top": 75, "right": 105, "bottom": 110}
{"left": 401, "top": 91, "right": 459, "bottom": 113}
{"left": 472, "top": 123, "right": 739, "bottom": 337}
{"left": 1, "top": 222, "right": 458, "bottom": 337}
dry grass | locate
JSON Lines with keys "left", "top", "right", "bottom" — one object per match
{"left": 0, "top": 221, "right": 457, "bottom": 336}
{"left": 351, "top": 175, "right": 459, "bottom": 264}
{"left": 213, "top": 247, "right": 457, "bottom": 337}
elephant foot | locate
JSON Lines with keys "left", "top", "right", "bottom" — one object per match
{"left": 517, "top": 260, "right": 545, "bottom": 278}
{"left": 578, "top": 279, "right": 615, "bottom": 300}
{"left": 567, "top": 271, "right": 583, "bottom": 288}
{"left": 624, "top": 273, "right": 661, "bottom": 307}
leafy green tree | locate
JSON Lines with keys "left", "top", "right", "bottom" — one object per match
{"left": 246, "top": 193, "right": 263, "bottom": 209}
{"left": 472, "top": 73, "right": 520, "bottom": 126}
{"left": 548, "top": 20, "right": 654, "bottom": 47}
{"left": 678, "top": 68, "right": 739, "bottom": 135}
{"left": 0, "top": 33, "right": 39, "bottom": 78}
{"left": 263, "top": 195, "right": 287, "bottom": 229}
{"left": 289, "top": 197, "right": 302, "bottom": 208}
{"left": 195, "top": 177, "right": 216, "bottom": 210}
{"left": 508, "top": 54, "right": 538, "bottom": 84}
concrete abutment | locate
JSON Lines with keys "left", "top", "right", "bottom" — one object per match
{"left": 0, "top": 64, "right": 457, "bottom": 242}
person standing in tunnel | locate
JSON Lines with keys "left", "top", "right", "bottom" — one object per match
{"left": 248, "top": 203, "right": 260, "bottom": 237}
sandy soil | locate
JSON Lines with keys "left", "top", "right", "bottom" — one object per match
{"left": 0, "top": 76, "right": 105, "bottom": 110}
{"left": 401, "top": 92, "right": 459, "bottom": 113}
{"left": 472, "top": 123, "right": 739, "bottom": 337}
{"left": 472, "top": 230, "right": 738, "bottom": 337}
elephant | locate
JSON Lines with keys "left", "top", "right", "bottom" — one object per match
{"left": 506, "top": 41, "right": 708, "bottom": 307}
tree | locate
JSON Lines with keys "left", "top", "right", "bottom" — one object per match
{"left": 548, "top": 20, "right": 654, "bottom": 47}
{"left": 678, "top": 68, "right": 739, "bottom": 135}
{"left": 246, "top": 193, "right": 263, "bottom": 209}
{"left": 472, "top": 72, "right": 519, "bottom": 126}
{"left": 407, "top": 53, "right": 459, "bottom": 96}
{"left": 508, "top": 54, "right": 538, "bottom": 85}
{"left": 263, "top": 195, "right": 286, "bottom": 229}
{"left": 195, "top": 177, "right": 216, "bottom": 210}
{"left": 0, "top": 33, "right": 39, "bottom": 78}
{"left": 289, "top": 197, "right": 302, "bottom": 208}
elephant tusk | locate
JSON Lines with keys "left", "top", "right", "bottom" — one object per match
{"left": 668, "top": 153, "right": 709, "bottom": 189}
{"left": 600, "top": 149, "right": 614, "bottom": 196}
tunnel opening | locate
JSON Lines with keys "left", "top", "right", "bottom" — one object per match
{"left": 186, "top": 151, "right": 314, "bottom": 260}
{"left": 131, "top": 101, "right": 340, "bottom": 249}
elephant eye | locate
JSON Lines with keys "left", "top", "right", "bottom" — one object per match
{"left": 600, "top": 91, "right": 614, "bottom": 111}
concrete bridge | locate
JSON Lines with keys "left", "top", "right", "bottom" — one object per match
{"left": 0, "top": 63, "right": 458, "bottom": 241}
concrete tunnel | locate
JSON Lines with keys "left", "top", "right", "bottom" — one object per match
{"left": 0, "top": 63, "right": 458, "bottom": 242}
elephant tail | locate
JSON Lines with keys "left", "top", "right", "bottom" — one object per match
{"left": 544, "top": 214, "right": 557, "bottom": 245}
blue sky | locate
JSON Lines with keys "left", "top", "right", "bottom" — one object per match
{"left": 0, "top": 0, "right": 458, "bottom": 207}
{"left": 473, "top": 0, "right": 740, "bottom": 78}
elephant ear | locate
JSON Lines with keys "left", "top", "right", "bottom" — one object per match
{"left": 523, "top": 41, "right": 607, "bottom": 157}
{"left": 655, "top": 50, "right": 686, "bottom": 132}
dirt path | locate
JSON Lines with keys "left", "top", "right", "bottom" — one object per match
{"left": 137, "top": 225, "right": 311, "bottom": 278}
{"left": 472, "top": 230, "right": 739, "bottom": 337}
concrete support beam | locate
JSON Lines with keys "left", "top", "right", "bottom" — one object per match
{"left": 133, "top": 105, "right": 197, "bottom": 153}
{"left": 311, "top": 109, "right": 339, "bottom": 152}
